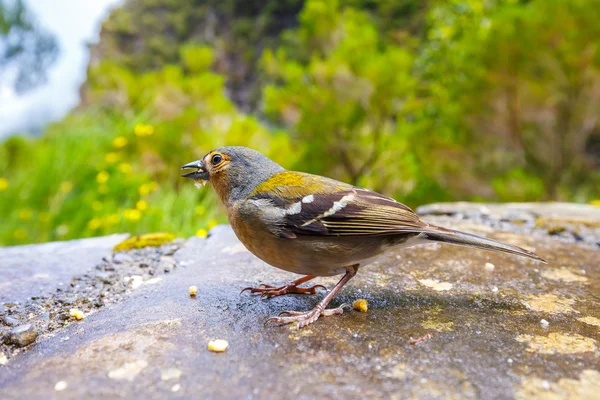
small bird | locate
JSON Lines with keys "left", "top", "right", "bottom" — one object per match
{"left": 182, "top": 146, "right": 545, "bottom": 328}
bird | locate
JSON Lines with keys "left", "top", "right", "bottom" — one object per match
{"left": 181, "top": 146, "right": 546, "bottom": 328}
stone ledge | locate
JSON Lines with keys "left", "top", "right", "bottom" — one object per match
{"left": 0, "top": 203, "right": 598, "bottom": 399}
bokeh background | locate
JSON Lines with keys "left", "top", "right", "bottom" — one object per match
{"left": 1, "top": 0, "right": 599, "bottom": 246}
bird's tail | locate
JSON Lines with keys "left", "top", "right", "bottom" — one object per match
{"left": 420, "top": 227, "right": 547, "bottom": 263}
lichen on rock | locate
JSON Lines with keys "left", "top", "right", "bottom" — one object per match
{"left": 517, "top": 370, "right": 600, "bottom": 400}
{"left": 113, "top": 233, "right": 176, "bottom": 252}
{"left": 516, "top": 332, "right": 596, "bottom": 354}
{"left": 523, "top": 294, "right": 578, "bottom": 314}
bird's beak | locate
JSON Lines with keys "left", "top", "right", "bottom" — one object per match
{"left": 181, "top": 160, "right": 209, "bottom": 182}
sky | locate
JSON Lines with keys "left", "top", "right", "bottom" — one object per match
{"left": 0, "top": 0, "right": 123, "bottom": 138}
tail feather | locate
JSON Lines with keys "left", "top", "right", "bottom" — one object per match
{"left": 421, "top": 228, "right": 547, "bottom": 263}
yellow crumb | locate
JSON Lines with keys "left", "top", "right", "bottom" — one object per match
{"left": 353, "top": 299, "right": 369, "bottom": 313}
{"left": 189, "top": 286, "right": 197, "bottom": 296}
{"left": 69, "top": 308, "right": 85, "bottom": 320}
{"left": 208, "top": 339, "right": 228, "bottom": 352}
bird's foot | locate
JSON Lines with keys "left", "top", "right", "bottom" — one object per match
{"left": 267, "top": 304, "right": 350, "bottom": 328}
{"left": 241, "top": 282, "right": 326, "bottom": 299}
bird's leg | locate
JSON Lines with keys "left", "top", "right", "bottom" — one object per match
{"left": 267, "top": 265, "right": 358, "bottom": 328}
{"left": 241, "top": 275, "right": 326, "bottom": 299}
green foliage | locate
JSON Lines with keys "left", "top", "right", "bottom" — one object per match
{"left": 417, "top": 0, "right": 600, "bottom": 200}
{"left": 263, "top": 0, "right": 420, "bottom": 198}
{"left": 265, "top": 0, "right": 600, "bottom": 203}
{"left": 0, "top": 47, "right": 300, "bottom": 245}
{"left": 1, "top": 0, "right": 599, "bottom": 246}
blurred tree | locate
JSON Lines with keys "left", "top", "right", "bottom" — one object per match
{"left": 418, "top": 0, "right": 600, "bottom": 201}
{"left": 263, "top": 0, "right": 418, "bottom": 194}
{"left": 86, "top": 0, "right": 305, "bottom": 111}
{"left": 85, "top": 0, "right": 429, "bottom": 112}
{"left": 0, "top": 0, "right": 58, "bottom": 93}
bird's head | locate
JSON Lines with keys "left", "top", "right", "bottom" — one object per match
{"left": 181, "top": 146, "right": 284, "bottom": 204}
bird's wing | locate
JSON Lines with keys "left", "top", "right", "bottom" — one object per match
{"left": 248, "top": 171, "right": 435, "bottom": 238}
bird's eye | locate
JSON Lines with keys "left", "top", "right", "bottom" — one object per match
{"left": 211, "top": 154, "right": 223, "bottom": 165}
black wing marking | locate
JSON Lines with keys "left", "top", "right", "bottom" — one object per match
{"left": 253, "top": 188, "right": 432, "bottom": 238}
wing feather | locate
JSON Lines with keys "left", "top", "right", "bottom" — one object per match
{"left": 249, "top": 172, "right": 433, "bottom": 238}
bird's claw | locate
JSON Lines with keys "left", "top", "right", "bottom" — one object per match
{"left": 268, "top": 303, "right": 349, "bottom": 328}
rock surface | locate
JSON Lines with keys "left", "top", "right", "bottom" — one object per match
{"left": 0, "top": 234, "right": 128, "bottom": 303}
{"left": 0, "top": 203, "right": 599, "bottom": 399}
{"left": 3, "top": 325, "right": 38, "bottom": 347}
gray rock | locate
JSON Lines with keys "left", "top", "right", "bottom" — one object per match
{"left": 158, "top": 256, "right": 176, "bottom": 273}
{"left": 1, "top": 316, "right": 19, "bottom": 327}
{"left": 0, "top": 203, "right": 599, "bottom": 399}
{"left": 94, "top": 271, "right": 116, "bottom": 284}
{"left": 112, "top": 252, "right": 134, "bottom": 264}
{"left": 416, "top": 201, "right": 600, "bottom": 222}
{"left": 5, "top": 324, "right": 37, "bottom": 347}
{"left": 0, "top": 233, "right": 128, "bottom": 303}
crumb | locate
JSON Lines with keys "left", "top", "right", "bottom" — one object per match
{"left": 410, "top": 333, "right": 433, "bottom": 345}
{"left": 208, "top": 339, "right": 229, "bottom": 352}
{"left": 352, "top": 299, "right": 368, "bottom": 313}
{"left": 485, "top": 262, "right": 495, "bottom": 272}
{"left": 69, "top": 308, "right": 85, "bottom": 320}
{"left": 540, "top": 319, "right": 549, "bottom": 328}
{"left": 54, "top": 381, "right": 68, "bottom": 391}
{"left": 189, "top": 286, "right": 197, "bottom": 296}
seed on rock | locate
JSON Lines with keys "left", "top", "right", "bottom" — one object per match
{"left": 69, "top": 308, "right": 85, "bottom": 320}
{"left": 208, "top": 339, "right": 228, "bottom": 352}
{"left": 5, "top": 324, "right": 38, "bottom": 347}
{"left": 54, "top": 381, "right": 68, "bottom": 391}
{"left": 540, "top": 319, "right": 549, "bottom": 328}
{"left": 353, "top": 299, "right": 369, "bottom": 313}
{"left": 189, "top": 286, "right": 198, "bottom": 296}
{"left": 485, "top": 262, "right": 495, "bottom": 272}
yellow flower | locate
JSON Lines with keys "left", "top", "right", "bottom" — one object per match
{"left": 590, "top": 200, "right": 600, "bottom": 207}
{"left": 13, "top": 228, "right": 27, "bottom": 240}
{"left": 60, "top": 181, "right": 73, "bottom": 193}
{"left": 123, "top": 209, "right": 141, "bottom": 221}
{"left": 136, "top": 200, "right": 148, "bottom": 211}
{"left": 207, "top": 219, "right": 218, "bottom": 230}
{"left": 195, "top": 205, "right": 206, "bottom": 216}
{"left": 92, "top": 201, "right": 103, "bottom": 211}
{"left": 96, "top": 171, "right": 109, "bottom": 184}
{"left": 134, "top": 123, "right": 154, "bottom": 137}
{"left": 106, "top": 214, "right": 120, "bottom": 225}
{"left": 98, "top": 184, "right": 109, "bottom": 194}
{"left": 138, "top": 182, "right": 158, "bottom": 197}
{"left": 195, "top": 228, "right": 208, "bottom": 238}
{"left": 0, "top": 178, "right": 8, "bottom": 191}
{"left": 112, "top": 136, "right": 128, "bottom": 148}
{"left": 138, "top": 184, "right": 150, "bottom": 196}
{"left": 105, "top": 152, "right": 119, "bottom": 164}
{"left": 87, "top": 218, "right": 102, "bottom": 230}
{"left": 18, "top": 209, "right": 33, "bottom": 220}
{"left": 118, "top": 163, "right": 132, "bottom": 174}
